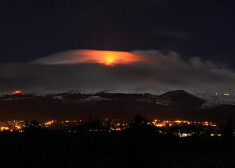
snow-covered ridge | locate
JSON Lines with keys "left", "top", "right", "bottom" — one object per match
{"left": 0, "top": 90, "right": 234, "bottom": 108}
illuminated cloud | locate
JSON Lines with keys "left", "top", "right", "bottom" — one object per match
{"left": 31, "top": 50, "right": 153, "bottom": 66}
{"left": 0, "top": 49, "right": 234, "bottom": 94}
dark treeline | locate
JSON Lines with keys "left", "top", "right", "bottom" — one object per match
{"left": 1, "top": 128, "right": 235, "bottom": 167}
{"left": 73, "top": 116, "right": 226, "bottom": 137}
{"left": 24, "top": 115, "right": 235, "bottom": 138}
{"left": 0, "top": 115, "right": 234, "bottom": 167}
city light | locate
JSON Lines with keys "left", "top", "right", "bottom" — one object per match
{"left": 0, "top": 119, "right": 231, "bottom": 138}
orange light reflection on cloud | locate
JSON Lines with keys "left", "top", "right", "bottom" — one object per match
{"left": 12, "top": 90, "right": 22, "bottom": 94}
{"left": 76, "top": 50, "right": 151, "bottom": 66}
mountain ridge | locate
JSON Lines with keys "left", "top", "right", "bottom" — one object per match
{"left": 0, "top": 90, "right": 234, "bottom": 121}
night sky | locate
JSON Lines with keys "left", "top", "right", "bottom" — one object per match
{"left": 1, "top": 0, "right": 235, "bottom": 65}
{"left": 1, "top": 0, "right": 235, "bottom": 93}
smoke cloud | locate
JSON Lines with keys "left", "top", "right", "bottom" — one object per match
{"left": 0, "top": 49, "right": 234, "bottom": 94}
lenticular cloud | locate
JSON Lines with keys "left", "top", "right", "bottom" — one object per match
{"left": 31, "top": 49, "right": 152, "bottom": 65}
{"left": 0, "top": 49, "right": 234, "bottom": 94}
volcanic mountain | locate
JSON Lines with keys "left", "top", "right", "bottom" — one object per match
{"left": 0, "top": 90, "right": 234, "bottom": 121}
{"left": 159, "top": 90, "right": 205, "bottom": 107}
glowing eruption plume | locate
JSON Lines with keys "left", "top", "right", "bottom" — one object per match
{"left": 12, "top": 90, "right": 22, "bottom": 94}
{"left": 32, "top": 50, "right": 153, "bottom": 66}
{"left": 82, "top": 50, "right": 149, "bottom": 66}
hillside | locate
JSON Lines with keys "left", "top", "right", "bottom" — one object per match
{"left": 0, "top": 90, "right": 234, "bottom": 121}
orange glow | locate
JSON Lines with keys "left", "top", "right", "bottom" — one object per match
{"left": 155, "top": 124, "right": 165, "bottom": 127}
{"left": 75, "top": 50, "right": 152, "bottom": 66}
{"left": 15, "top": 126, "right": 21, "bottom": 130}
{"left": 1, "top": 127, "right": 10, "bottom": 131}
{"left": 45, "top": 120, "right": 54, "bottom": 126}
{"left": 12, "top": 90, "right": 22, "bottom": 94}
{"left": 105, "top": 53, "right": 115, "bottom": 66}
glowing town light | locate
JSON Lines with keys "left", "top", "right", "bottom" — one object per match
{"left": 175, "top": 120, "right": 182, "bottom": 123}
{"left": 224, "top": 93, "right": 229, "bottom": 96}
{"left": 1, "top": 127, "right": 10, "bottom": 131}
{"left": 44, "top": 120, "right": 55, "bottom": 126}
{"left": 155, "top": 124, "right": 165, "bottom": 127}
{"left": 15, "top": 126, "right": 21, "bottom": 130}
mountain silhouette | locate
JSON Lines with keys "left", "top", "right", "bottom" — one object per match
{"left": 160, "top": 90, "right": 205, "bottom": 107}
{"left": 0, "top": 90, "right": 234, "bottom": 121}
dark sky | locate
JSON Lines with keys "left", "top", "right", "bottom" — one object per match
{"left": 1, "top": 0, "right": 235, "bottom": 94}
{"left": 1, "top": 0, "right": 235, "bottom": 67}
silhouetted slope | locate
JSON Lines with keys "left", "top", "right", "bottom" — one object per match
{"left": 160, "top": 90, "right": 205, "bottom": 107}
{"left": 0, "top": 90, "right": 234, "bottom": 121}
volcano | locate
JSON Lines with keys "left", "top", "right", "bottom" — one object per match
{"left": 160, "top": 90, "right": 205, "bottom": 107}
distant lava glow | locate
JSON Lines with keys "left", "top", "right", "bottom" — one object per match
{"left": 12, "top": 90, "right": 22, "bottom": 94}
{"left": 77, "top": 50, "right": 151, "bottom": 66}
{"left": 104, "top": 53, "right": 116, "bottom": 66}
{"left": 32, "top": 49, "right": 153, "bottom": 66}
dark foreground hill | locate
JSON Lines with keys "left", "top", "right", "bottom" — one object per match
{"left": 0, "top": 131, "right": 235, "bottom": 168}
{"left": 0, "top": 90, "right": 234, "bottom": 121}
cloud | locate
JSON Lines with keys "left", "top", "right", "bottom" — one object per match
{"left": 153, "top": 26, "right": 192, "bottom": 39}
{"left": 31, "top": 49, "right": 153, "bottom": 65}
{"left": 0, "top": 49, "right": 234, "bottom": 94}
